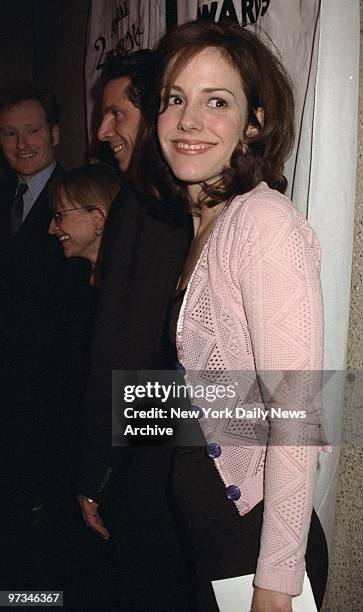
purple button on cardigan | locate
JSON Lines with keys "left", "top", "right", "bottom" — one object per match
{"left": 226, "top": 484, "right": 241, "bottom": 501}
{"left": 206, "top": 443, "right": 222, "bottom": 458}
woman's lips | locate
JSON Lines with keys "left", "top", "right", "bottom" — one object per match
{"left": 173, "top": 140, "right": 215, "bottom": 155}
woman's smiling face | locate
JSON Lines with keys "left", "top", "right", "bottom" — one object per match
{"left": 157, "top": 47, "right": 249, "bottom": 200}
{"left": 48, "top": 191, "right": 102, "bottom": 263}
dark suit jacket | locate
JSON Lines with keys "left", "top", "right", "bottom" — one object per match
{"left": 0, "top": 166, "right": 90, "bottom": 501}
{"left": 79, "top": 184, "right": 193, "bottom": 500}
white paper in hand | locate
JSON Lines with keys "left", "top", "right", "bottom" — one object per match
{"left": 212, "top": 573, "right": 317, "bottom": 611}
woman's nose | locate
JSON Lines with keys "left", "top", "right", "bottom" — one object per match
{"left": 177, "top": 103, "right": 203, "bottom": 132}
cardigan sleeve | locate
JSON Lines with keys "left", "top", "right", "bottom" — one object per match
{"left": 237, "top": 192, "right": 324, "bottom": 595}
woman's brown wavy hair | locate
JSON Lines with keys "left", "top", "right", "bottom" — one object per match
{"left": 136, "top": 21, "right": 295, "bottom": 211}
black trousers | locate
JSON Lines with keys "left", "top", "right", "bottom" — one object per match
{"left": 172, "top": 448, "right": 328, "bottom": 611}
{"left": 79, "top": 448, "right": 193, "bottom": 611}
{"left": 80, "top": 447, "right": 328, "bottom": 612}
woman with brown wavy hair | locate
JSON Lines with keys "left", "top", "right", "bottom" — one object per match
{"left": 144, "top": 21, "right": 328, "bottom": 612}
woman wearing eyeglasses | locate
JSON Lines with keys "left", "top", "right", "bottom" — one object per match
{"left": 47, "top": 163, "right": 122, "bottom": 605}
{"left": 48, "top": 163, "right": 122, "bottom": 286}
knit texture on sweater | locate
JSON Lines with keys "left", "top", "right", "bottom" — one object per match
{"left": 176, "top": 182, "right": 329, "bottom": 595}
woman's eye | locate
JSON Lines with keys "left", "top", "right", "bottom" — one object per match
{"left": 208, "top": 98, "right": 227, "bottom": 108}
{"left": 168, "top": 95, "right": 184, "bottom": 106}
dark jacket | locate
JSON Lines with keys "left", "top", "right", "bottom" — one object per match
{"left": 79, "top": 184, "right": 192, "bottom": 500}
{"left": 0, "top": 166, "right": 90, "bottom": 501}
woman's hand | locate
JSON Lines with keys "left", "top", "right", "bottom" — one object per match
{"left": 250, "top": 586, "right": 293, "bottom": 612}
{"left": 78, "top": 494, "right": 110, "bottom": 540}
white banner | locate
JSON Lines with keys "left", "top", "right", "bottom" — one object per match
{"left": 308, "top": 0, "right": 359, "bottom": 544}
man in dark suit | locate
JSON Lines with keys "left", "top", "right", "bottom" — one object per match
{"left": 77, "top": 50, "right": 177, "bottom": 531}
{"left": 0, "top": 83, "right": 89, "bottom": 589}
{"left": 76, "top": 53, "right": 194, "bottom": 609}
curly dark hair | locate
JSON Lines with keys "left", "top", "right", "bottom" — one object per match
{"left": 136, "top": 21, "right": 295, "bottom": 211}
{"left": 102, "top": 50, "right": 159, "bottom": 123}
{"left": 100, "top": 50, "right": 160, "bottom": 181}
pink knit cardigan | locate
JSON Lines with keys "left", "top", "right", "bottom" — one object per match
{"left": 176, "top": 182, "right": 329, "bottom": 596}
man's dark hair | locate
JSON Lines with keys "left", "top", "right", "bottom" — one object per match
{"left": 102, "top": 50, "right": 158, "bottom": 120}
{"left": 0, "top": 82, "right": 60, "bottom": 127}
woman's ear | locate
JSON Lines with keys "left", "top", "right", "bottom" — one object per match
{"left": 255, "top": 106, "right": 264, "bottom": 127}
{"left": 246, "top": 107, "right": 265, "bottom": 138}
{"left": 90, "top": 206, "right": 107, "bottom": 235}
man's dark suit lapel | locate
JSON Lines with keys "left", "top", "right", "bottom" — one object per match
{"left": 0, "top": 180, "right": 16, "bottom": 243}
{"left": 11, "top": 164, "right": 62, "bottom": 246}
{"left": 13, "top": 183, "right": 51, "bottom": 244}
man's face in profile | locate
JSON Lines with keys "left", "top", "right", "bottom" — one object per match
{"left": 97, "top": 77, "right": 142, "bottom": 171}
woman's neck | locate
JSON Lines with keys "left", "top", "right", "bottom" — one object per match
{"left": 192, "top": 201, "right": 224, "bottom": 237}
{"left": 88, "top": 243, "right": 101, "bottom": 287}
{"left": 187, "top": 182, "right": 202, "bottom": 205}
{"left": 177, "top": 198, "right": 225, "bottom": 292}
{"left": 88, "top": 239, "right": 101, "bottom": 268}
{"left": 186, "top": 179, "right": 226, "bottom": 237}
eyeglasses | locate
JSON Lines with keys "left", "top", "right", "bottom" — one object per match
{"left": 52, "top": 207, "right": 91, "bottom": 224}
